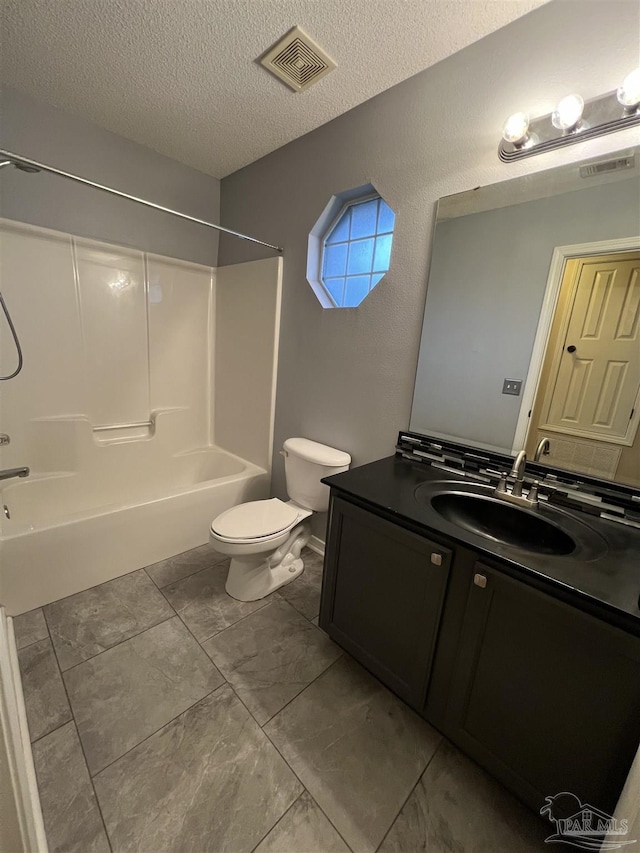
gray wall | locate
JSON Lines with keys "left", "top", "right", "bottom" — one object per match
{"left": 218, "top": 0, "right": 640, "bottom": 537}
{"left": 411, "top": 177, "right": 640, "bottom": 452}
{"left": 0, "top": 88, "right": 220, "bottom": 265}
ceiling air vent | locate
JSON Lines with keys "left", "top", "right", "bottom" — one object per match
{"left": 580, "top": 155, "right": 636, "bottom": 178}
{"left": 260, "top": 26, "right": 336, "bottom": 93}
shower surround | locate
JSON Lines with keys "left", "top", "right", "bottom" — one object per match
{"left": 0, "top": 219, "right": 282, "bottom": 614}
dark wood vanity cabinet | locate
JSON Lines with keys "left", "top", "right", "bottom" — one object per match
{"left": 319, "top": 496, "right": 451, "bottom": 709}
{"left": 445, "top": 562, "right": 640, "bottom": 814}
{"left": 320, "top": 493, "right": 640, "bottom": 817}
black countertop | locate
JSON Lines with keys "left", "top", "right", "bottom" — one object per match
{"left": 323, "top": 455, "right": 640, "bottom": 636}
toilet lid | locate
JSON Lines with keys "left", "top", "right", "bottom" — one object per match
{"left": 211, "top": 498, "right": 301, "bottom": 540}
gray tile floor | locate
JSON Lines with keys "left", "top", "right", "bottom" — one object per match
{"left": 15, "top": 545, "right": 548, "bottom": 853}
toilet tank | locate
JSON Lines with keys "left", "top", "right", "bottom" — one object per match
{"left": 283, "top": 438, "right": 351, "bottom": 512}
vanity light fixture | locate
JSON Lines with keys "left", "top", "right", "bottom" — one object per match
{"left": 499, "top": 69, "right": 640, "bottom": 161}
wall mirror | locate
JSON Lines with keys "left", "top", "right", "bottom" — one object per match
{"left": 410, "top": 146, "right": 640, "bottom": 487}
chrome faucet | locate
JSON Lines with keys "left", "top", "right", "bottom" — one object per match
{"left": 494, "top": 451, "right": 539, "bottom": 508}
{"left": 534, "top": 437, "right": 550, "bottom": 461}
{"left": 510, "top": 450, "right": 527, "bottom": 490}
{"left": 0, "top": 466, "right": 30, "bottom": 481}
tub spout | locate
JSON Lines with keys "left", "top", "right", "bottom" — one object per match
{"left": 0, "top": 466, "right": 30, "bottom": 481}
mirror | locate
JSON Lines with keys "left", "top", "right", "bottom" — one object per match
{"left": 411, "top": 147, "right": 640, "bottom": 487}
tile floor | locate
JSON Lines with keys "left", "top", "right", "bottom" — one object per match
{"left": 15, "top": 545, "right": 549, "bottom": 853}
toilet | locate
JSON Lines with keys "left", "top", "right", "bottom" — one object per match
{"left": 210, "top": 437, "right": 351, "bottom": 602}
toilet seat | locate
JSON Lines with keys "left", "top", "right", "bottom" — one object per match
{"left": 210, "top": 498, "right": 305, "bottom": 544}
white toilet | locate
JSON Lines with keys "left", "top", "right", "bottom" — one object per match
{"left": 210, "top": 437, "right": 350, "bottom": 601}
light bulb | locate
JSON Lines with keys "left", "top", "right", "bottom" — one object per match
{"left": 502, "top": 112, "right": 530, "bottom": 145}
{"left": 551, "top": 94, "right": 584, "bottom": 131}
{"left": 617, "top": 68, "right": 640, "bottom": 109}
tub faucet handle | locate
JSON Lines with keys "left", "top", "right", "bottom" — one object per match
{"left": 0, "top": 434, "right": 9, "bottom": 446}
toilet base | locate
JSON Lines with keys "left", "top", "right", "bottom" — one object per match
{"left": 225, "top": 552, "right": 304, "bottom": 601}
{"left": 218, "top": 523, "right": 311, "bottom": 601}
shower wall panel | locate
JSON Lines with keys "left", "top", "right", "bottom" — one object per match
{"left": 148, "top": 255, "right": 213, "bottom": 448}
{"left": 0, "top": 219, "right": 215, "bottom": 470}
{"left": 214, "top": 257, "right": 282, "bottom": 471}
{"left": 0, "top": 221, "right": 84, "bottom": 464}
{"left": 75, "top": 239, "right": 150, "bottom": 427}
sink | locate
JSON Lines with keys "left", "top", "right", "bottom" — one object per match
{"left": 429, "top": 491, "right": 575, "bottom": 555}
{"left": 414, "top": 479, "right": 608, "bottom": 559}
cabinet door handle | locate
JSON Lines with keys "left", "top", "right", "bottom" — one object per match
{"left": 474, "top": 573, "right": 488, "bottom": 588}
{"left": 431, "top": 553, "right": 443, "bottom": 566}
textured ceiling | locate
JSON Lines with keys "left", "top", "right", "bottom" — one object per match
{"left": 0, "top": 0, "right": 549, "bottom": 178}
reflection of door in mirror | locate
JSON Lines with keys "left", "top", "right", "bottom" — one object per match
{"left": 526, "top": 251, "right": 640, "bottom": 484}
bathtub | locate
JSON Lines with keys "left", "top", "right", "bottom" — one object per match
{"left": 0, "top": 443, "right": 269, "bottom": 615}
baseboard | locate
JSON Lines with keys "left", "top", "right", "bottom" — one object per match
{"left": 307, "top": 535, "right": 325, "bottom": 556}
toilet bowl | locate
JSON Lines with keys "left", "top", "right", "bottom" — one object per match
{"left": 210, "top": 438, "right": 350, "bottom": 601}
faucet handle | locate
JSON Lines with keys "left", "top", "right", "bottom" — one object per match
{"left": 496, "top": 471, "right": 509, "bottom": 493}
{"left": 528, "top": 480, "right": 540, "bottom": 502}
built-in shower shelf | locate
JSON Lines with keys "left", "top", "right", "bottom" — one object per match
{"left": 91, "top": 408, "right": 190, "bottom": 445}
{"left": 92, "top": 419, "right": 155, "bottom": 444}
{"left": 93, "top": 419, "right": 154, "bottom": 432}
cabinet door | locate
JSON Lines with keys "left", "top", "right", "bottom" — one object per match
{"left": 320, "top": 496, "right": 451, "bottom": 710}
{"left": 446, "top": 562, "right": 640, "bottom": 815}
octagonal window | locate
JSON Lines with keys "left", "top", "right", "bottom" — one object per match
{"left": 321, "top": 196, "right": 395, "bottom": 307}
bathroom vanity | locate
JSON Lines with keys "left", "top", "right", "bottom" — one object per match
{"left": 319, "top": 441, "right": 640, "bottom": 818}
{"left": 319, "top": 147, "right": 640, "bottom": 820}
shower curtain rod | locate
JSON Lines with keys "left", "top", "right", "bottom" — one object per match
{"left": 0, "top": 148, "right": 283, "bottom": 253}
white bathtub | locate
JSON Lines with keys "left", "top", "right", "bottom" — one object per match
{"left": 0, "top": 444, "right": 269, "bottom": 615}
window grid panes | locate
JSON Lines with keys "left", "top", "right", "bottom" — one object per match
{"left": 322, "top": 197, "right": 395, "bottom": 307}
